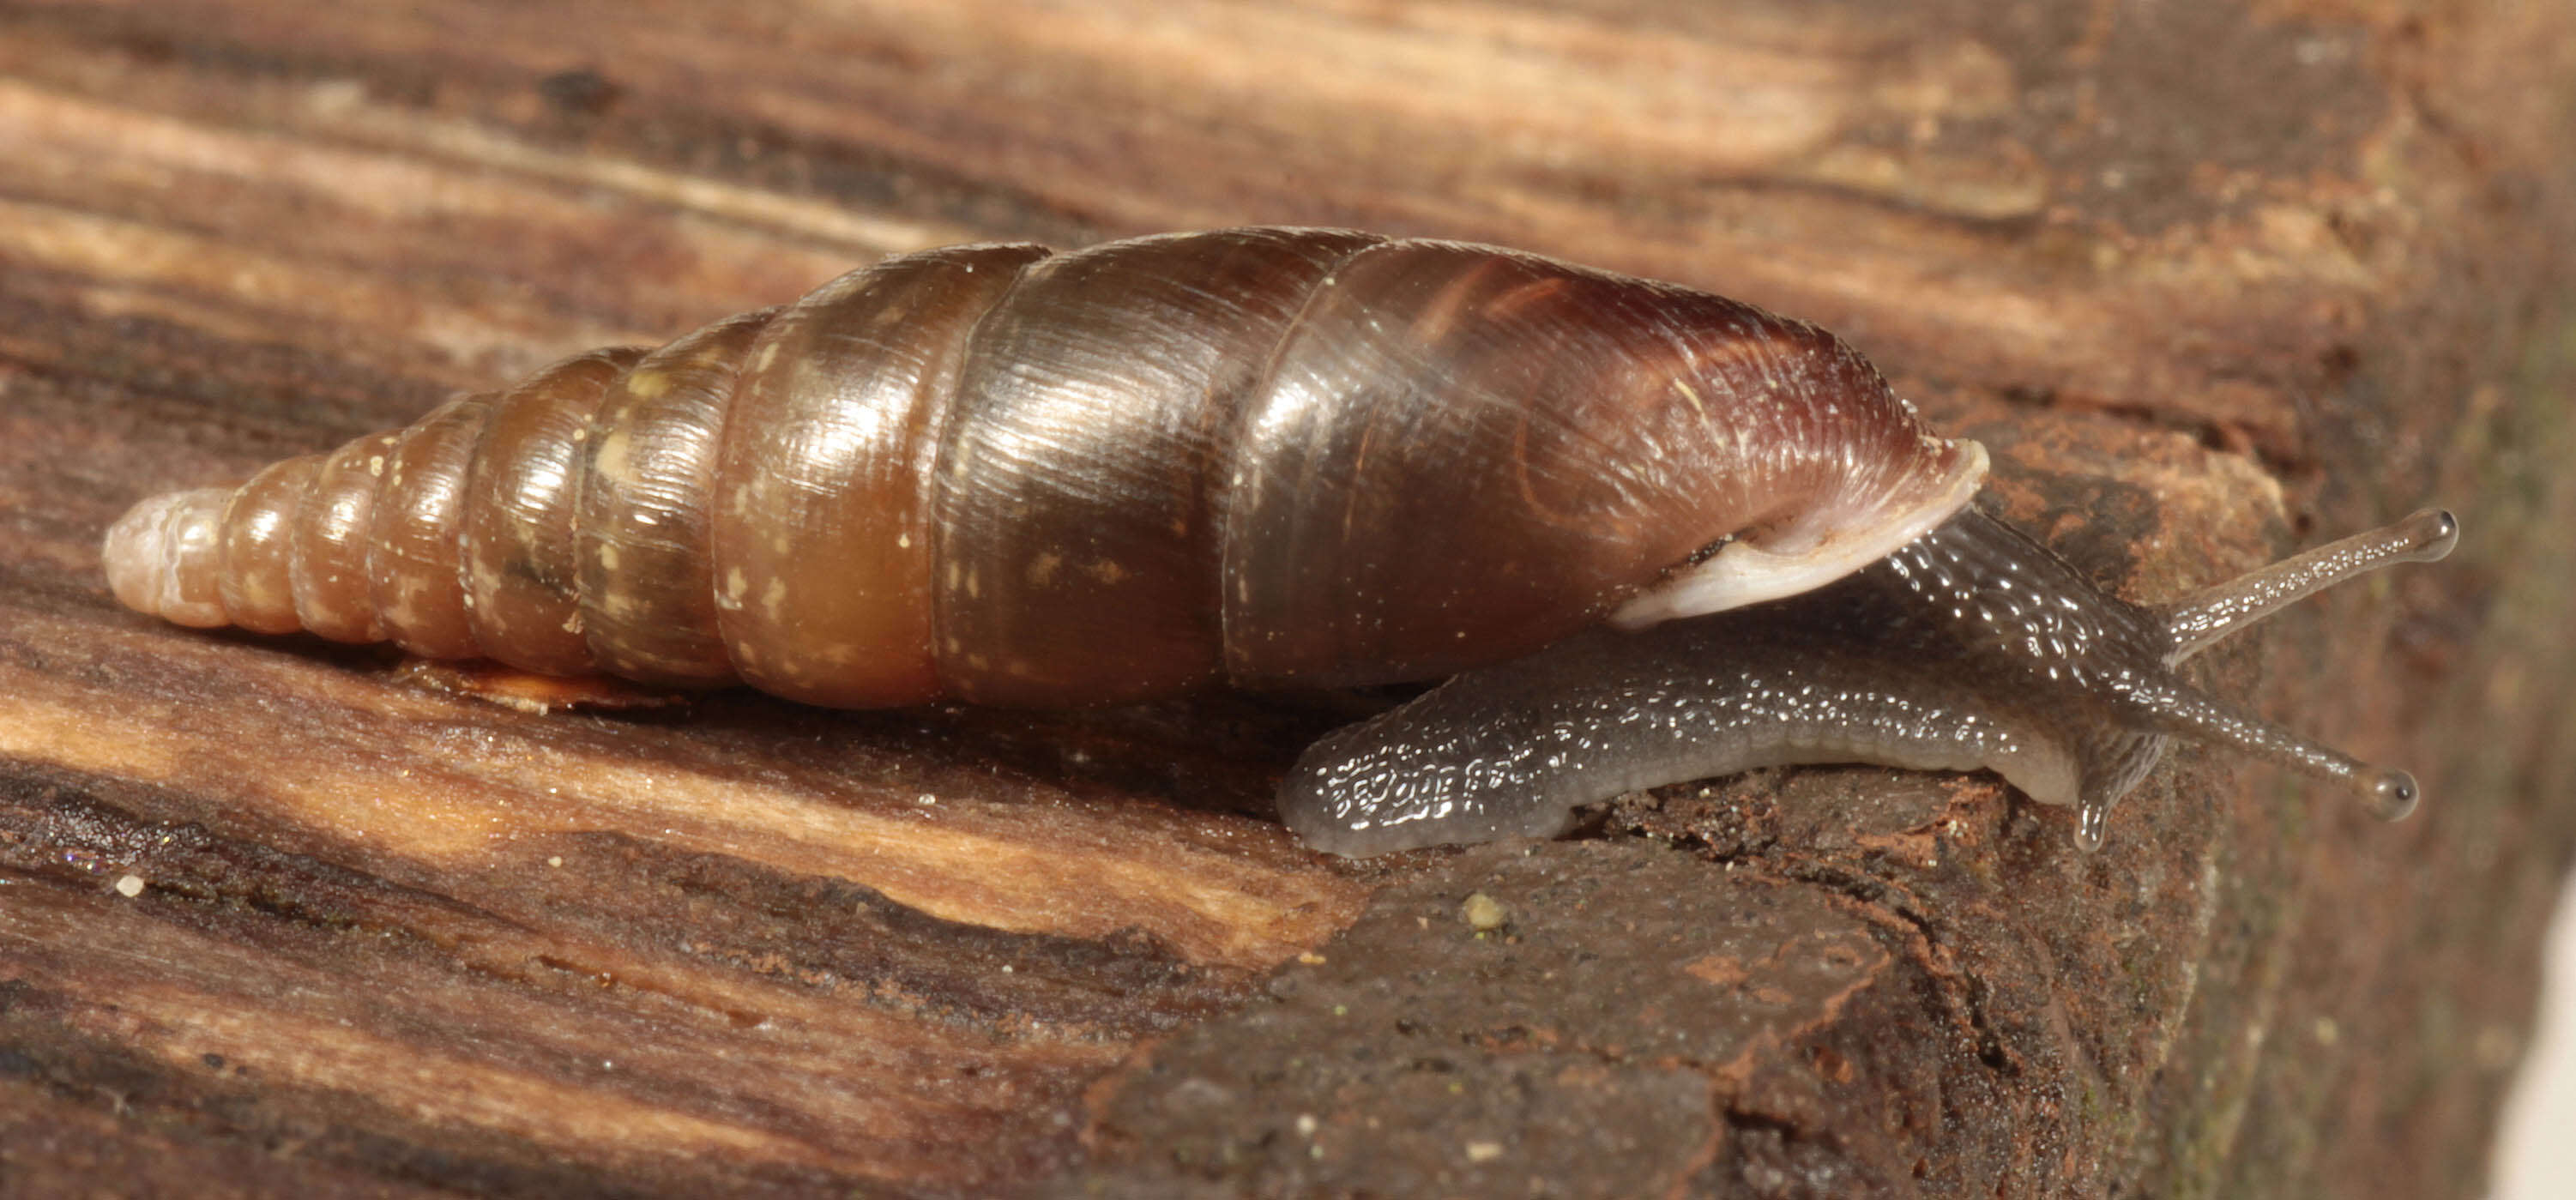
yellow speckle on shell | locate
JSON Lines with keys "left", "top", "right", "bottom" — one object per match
{"left": 624, "top": 369, "right": 672, "bottom": 400}
{"left": 594, "top": 431, "right": 632, "bottom": 480}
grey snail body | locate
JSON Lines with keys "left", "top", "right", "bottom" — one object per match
{"left": 100, "top": 226, "right": 2455, "bottom": 856}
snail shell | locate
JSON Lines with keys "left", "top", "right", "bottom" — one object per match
{"left": 101, "top": 226, "right": 2453, "bottom": 855}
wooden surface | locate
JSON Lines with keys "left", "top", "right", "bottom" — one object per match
{"left": 3, "top": 2, "right": 2573, "bottom": 1196}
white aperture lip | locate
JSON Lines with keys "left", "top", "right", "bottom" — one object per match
{"left": 1608, "top": 438, "right": 1988, "bottom": 629}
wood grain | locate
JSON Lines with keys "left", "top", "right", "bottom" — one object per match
{"left": 3, "top": 1, "right": 2573, "bottom": 1196}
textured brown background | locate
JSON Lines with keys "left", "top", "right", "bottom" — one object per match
{"left": 3, "top": 1, "right": 2573, "bottom": 1197}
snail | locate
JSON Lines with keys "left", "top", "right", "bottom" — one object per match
{"left": 100, "top": 226, "right": 2456, "bottom": 857}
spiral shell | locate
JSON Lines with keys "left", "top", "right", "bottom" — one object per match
{"left": 104, "top": 226, "right": 1983, "bottom": 709}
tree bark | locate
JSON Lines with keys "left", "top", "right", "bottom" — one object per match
{"left": 2, "top": 2, "right": 2572, "bottom": 1196}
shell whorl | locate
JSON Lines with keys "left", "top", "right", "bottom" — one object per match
{"left": 103, "top": 227, "right": 1983, "bottom": 708}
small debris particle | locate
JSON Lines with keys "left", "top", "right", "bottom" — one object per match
{"left": 1296, "top": 951, "right": 1327, "bottom": 965}
{"left": 1461, "top": 892, "right": 1510, "bottom": 932}
{"left": 1294, "top": 1113, "right": 1318, "bottom": 1137}
{"left": 536, "top": 68, "right": 620, "bottom": 116}
{"left": 546, "top": 856, "right": 564, "bottom": 868}
{"left": 1466, "top": 1141, "right": 1505, "bottom": 1163}
{"left": 112, "top": 874, "right": 145, "bottom": 898}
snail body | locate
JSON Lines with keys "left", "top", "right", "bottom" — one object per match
{"left": 103, "top": 226, "right": 2453, "bottom": 855}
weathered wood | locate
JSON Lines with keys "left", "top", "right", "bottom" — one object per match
{"left": 3, "top": 2, "right": 2572, "bottom": 1197}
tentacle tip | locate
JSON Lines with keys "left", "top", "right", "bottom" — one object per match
{"left": 2364, "top": 768, "right": 2422, "bottom": 822}
{"left": 2404, "top": 508, "right": 2459, "bottom": 562}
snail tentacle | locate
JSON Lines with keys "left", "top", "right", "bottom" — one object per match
{"left": 2159, "top": 508, "right": 2458, "bottom": 661}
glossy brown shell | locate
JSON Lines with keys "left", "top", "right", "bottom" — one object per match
{"left": 104, "top": 227, "right": 1977, "bottom": 709}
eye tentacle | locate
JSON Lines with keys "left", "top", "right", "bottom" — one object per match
{"left": 2159, "top": 508, "right": 2457, "bottom": 663}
